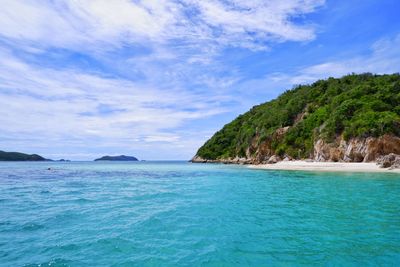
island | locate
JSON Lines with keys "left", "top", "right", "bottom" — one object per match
{"left": 94, "top": 155, "right": 139, "bottom": 161}
{"left": 191, "top": 73, "right": 400, "bottom": 171}
{"left": 0, "top": 150, "right": 48, "bottom": 161}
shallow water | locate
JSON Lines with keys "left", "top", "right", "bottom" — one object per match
{"left": 1, "top": 161, "right": 399, "bottom": 266}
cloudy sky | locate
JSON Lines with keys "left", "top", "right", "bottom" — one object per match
{"left": 0, "top": 0, "right": 399, "bottom": 160}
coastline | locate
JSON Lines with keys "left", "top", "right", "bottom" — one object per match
{"left": 248, "top": 161, "right": 400, "bottom": 173}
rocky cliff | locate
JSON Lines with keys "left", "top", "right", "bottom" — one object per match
{"left": 192, "top": 134, "right": 400, "bottom": 164}
{"left": 313, "top": 135, "right": 400, "bottom": 162}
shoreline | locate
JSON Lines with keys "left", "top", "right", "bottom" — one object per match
{"left": 248, "top": 161, "right": 400, "bottom": 173}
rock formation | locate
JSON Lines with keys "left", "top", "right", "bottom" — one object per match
{"left": 313, "top": 135, "right": 400, "bottom": 162}
{"left": 192, "top": 134, "right": 400, "bottom": 168}
{"left": 376, "top": 153, "right": 400, "bottom": 169}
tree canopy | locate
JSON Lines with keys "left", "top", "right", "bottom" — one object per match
{"left": 196, "top": 73, "right": 400, "bottom": 160}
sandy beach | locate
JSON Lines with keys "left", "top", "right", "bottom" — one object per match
{"left": 249, "top": 161, "right": 400, "bottom": 173}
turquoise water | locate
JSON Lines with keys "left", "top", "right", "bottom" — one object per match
{"left": 1, "top": 162, "right": 400, "bottom": 266}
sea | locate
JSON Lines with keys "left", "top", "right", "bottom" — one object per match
{"left": 1, "top": 161, "right": 399, "bottom": 266}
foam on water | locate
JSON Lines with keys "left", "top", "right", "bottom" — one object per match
{"left": 0, "top": 161, "right": 400, "bottom": 266}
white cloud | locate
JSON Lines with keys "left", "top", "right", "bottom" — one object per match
{"left": 0, "top": 48, "right": 228, "bottom": 158}
{"left": 0, "top": 0, "right": 174, "bottom": 49}
{"left": 225, "top": 34, "right": 400, "bottom": 111}
{"left": 0, "top": 0, "right": 324, "bottom": 51}
{"left": 192, "top": 0, "right": 324, "bottom": 47}
{"left": 289, "top": 34, "right": 400, "bottom": 84}
{"left": 143, "top": 134, "right": 180, "bottom": 143}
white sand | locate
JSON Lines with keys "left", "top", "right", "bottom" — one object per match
{"left": 249, "top": 161, "right": 400, "bottom": 173}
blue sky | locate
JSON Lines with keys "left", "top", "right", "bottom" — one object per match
{"left": 0, "top": 0, "right": 399, "bottom": 160}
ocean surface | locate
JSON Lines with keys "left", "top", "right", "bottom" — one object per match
{"left": 1, "top": 161, "right": 400, "bottom": 266}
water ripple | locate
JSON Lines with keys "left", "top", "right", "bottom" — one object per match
{"left": 0, "top": 161, "right": 399, "bottom": 266}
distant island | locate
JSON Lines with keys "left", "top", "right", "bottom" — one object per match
{"left": 94, "top": 155, "right": 139, "bottom": 161}
{"left": 192, "top": 73, "right": 400, "bottom": 169}
{"left": 0, "top": 150, "right": 48, "bottom": 161}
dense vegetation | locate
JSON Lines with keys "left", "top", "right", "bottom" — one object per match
{"left": 0, "top": 150, "right": 47, "bottom": 161}
{"left": 196, "top": 73, "right": 400, "bottom": 160}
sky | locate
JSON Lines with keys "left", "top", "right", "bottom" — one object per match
{"left": 0, "top": 0, "right": 399, "bottom": 160}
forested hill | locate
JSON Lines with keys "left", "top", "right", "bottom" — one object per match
{"left": 193, "top": 73, "right": 400, "bottom": 163}
{"left": 94, "top": 155, "right": 138, "bottom": 161}
{"left": 0, "top": 150, "right": 47, "bottom": 161}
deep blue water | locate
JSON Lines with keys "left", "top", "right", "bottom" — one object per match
{"left": 1, "top": 161, "right": 400, "bottom": 266}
